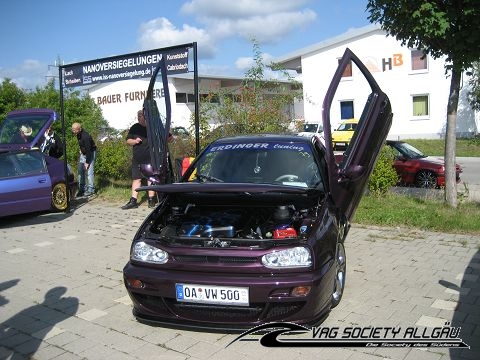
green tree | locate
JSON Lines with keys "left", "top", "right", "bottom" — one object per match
{"left": 192, "top": 40, "right": 303, "bottom": 149}
{"left": 0, "top": 79, "right": 26, "bottom": 118}
{"left": 367, "top": 0, "right": 480, "bottom": 208}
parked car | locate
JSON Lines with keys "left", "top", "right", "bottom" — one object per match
{"left": 331, "top": 118, "right": 358, "bottom": 150}
{"left": 386, "top": 140, "right": 462, "bottom": 188}
{"left": 123, "top": 48, "right": 393, "bottom": 330}
{"left": 297, "top": 122, "right": 324, "bottom": 144}
{"left": 0, "top": 108, "right": 77, "bottom": 217}
{"left": 171, "top": 126, "right": 190, "bottom": 138}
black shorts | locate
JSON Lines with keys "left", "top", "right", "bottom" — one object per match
{"left": 131, "top": 158, "right": 146, "bottom": 180}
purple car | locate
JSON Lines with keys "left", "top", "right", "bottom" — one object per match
{"left": 0, "top": 108, "right": 76, "bottom": 217}
{"left": 123, "top": 48, "right": 393, "bottom": 330}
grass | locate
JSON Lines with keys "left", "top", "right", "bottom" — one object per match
{"left": 354, "top": 192, "right": 480, "bottom": 235}
{"left": 403, "top": 137, "right": 480, "bottom": 157}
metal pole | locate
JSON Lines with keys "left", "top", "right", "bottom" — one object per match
{"left": 193, "top": 42, "right": 200, "bottom": 156}
{"left": 58, "top": 65, "right": 71, "bottom": 213}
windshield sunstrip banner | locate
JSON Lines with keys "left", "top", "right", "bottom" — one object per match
{"left": 207, "top": 142, "right": 309, "bottom": 153}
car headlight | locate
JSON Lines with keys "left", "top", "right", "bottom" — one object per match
{"left": 131, "top": 241, "right": 169, "bottom": 264}
{"left": 262, "top": 247, "right": 312, "bottom": 268}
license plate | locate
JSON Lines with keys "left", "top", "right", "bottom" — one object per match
{"left": 176, "top": 283, "right": 249, "bottom": 306}
{"left": 336, "top": 142, "right": 346, "bottom": 146}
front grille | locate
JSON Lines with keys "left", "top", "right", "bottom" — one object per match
{"left": 264, "top": 302, "right": 305, "bottom": 320}
{"left": 134, "top": 293, "right": 169, "bottom": 312}
{"left": 166, "top": 299, "right": 264, "bottom": 321}
{"left": 174, "top": 255, "right": 258, "bottom": 264}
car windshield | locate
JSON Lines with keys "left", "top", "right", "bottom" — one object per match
{"left": 189, "top": 140, "right": 323, "bottom": 189}
{"left": 336, "top": 122, "right": 357, "bottom": 131}
{"left": 303, "top": 123, "right": 322, "bottom": 133}
{"left": 396, "top": 142, "right": 426, "bottom": 159}
{"left": 0, "top": 114, "right": 50, "bottom": 145}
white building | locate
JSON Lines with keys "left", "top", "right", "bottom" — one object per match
{"left": 88, "top": 74, "right": 300, "bottom": 131}
{"left": 275, "top": 24, "right": 479, "bottom": 139}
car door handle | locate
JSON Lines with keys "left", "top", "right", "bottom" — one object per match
{"left": 38, "top": 178, "right": 47, "bottom": 183}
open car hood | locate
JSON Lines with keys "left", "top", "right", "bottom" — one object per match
{"left": 137, "top": 182, "right": 323, "bottom": 195}
{"left": 0, "top": 108, "right": 57, "bottom": 151}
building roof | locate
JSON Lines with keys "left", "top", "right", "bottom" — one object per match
{"left": 275, "top": 24, "right": 384, "bottom": 72}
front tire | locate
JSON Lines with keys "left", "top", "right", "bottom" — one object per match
{"left": 52, "top": 183, "right": 68, "bottom": 211}
{"left": 331, "top": 242, "right": 346, "bottom": 308}
{"left": 415, "top": 170, "right": 437, "bottom": 188}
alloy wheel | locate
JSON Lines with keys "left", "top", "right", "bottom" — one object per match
{"left": 331, "top": 242, "right": 346, "bottom": 308}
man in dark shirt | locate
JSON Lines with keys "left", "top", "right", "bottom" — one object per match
{"left": 71, "top": 122, "right": 97, "bottom": 197}
{"left": 121, "top": 110, "right": 158, "bottom": 209}
{"left": 40, "top": 125, "right": 64, "bottom": 159}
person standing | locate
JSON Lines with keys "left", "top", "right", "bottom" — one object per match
{"left": 71, "top": 122, "right": 96, "bottom": 197}
{"left": 40, "top": 125, "right": 64, "bottom": 158}
{"left": 121, "top": 110, "right": 158, "bottom": 210}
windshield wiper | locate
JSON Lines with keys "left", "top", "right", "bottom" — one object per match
{"left": 195, "top": 174, "right": 224, "bottom": 183}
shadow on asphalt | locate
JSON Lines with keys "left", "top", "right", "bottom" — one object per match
{"left": 0, "top": 196, "right": 96, "bottom": 229}
{"left": 440, "top": 250, "right": 479, "bottom": 360}
{"left": 0, "top": 279, "right": 20, "bottom": 306}
{"left": 0, "top": 285, "right": 79, "bottom": 359}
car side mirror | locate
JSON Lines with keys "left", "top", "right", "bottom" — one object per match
{"left": 338, "top": 165, "right": 366, "bottom": 183}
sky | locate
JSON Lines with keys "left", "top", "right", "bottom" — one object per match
{"left": 0, "top": 0, "right": 372, "bottom": 90}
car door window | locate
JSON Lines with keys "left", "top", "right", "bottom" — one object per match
{"left": 0, "top": 151, "right": 47, "bottom": 178}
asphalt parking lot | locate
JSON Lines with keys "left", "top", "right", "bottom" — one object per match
{"left": 0, "top": 198, "right": 479, "bottom": 360}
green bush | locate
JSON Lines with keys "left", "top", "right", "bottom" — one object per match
{"left": 95, "top": 138, "right": 131, "bottom": 181}
{"left": 367, "top": 145, "right": 399, "bottom": 195}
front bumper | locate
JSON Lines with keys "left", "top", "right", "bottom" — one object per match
{"left": 123, "top": 260, "right": 335, "bottom": 330}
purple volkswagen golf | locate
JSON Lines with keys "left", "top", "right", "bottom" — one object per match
{"left": 0, "top": 108, "right": 76, "bottom": 217}
{"left": 123, "top": 48, "right": 393, "bottom": 330}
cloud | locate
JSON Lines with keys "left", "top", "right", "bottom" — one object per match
{"left": 180, "top": 0, "right": 316, "bottom": 43}
{"left": 181, "top": 0, "right": 311, "bottom": 19}
{"left": 137, "top": 17, "right": 217, "bottom": 59}
{"left": 235, "top": 52, "right": 274, "bottom": 71}
{"left": 0, "top": 59, "right": 52, "bottom": 90}
{"left": 235, "top": 52, "right": 293, "bottom": 80}
{"left": 137, "top": 0, "right": 317, "bottom": 61}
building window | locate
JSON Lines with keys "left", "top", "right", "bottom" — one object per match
{"left": 176, "top": 93, "right": 196, "bottom": 103}
{"left": 340, "top": 101, "right": 354, "bottom": 119}
{"left": 412, "top": 95, "right": 429, "bottom": 116}
{"left": 338, "top": 58, "right": 352, "bottom": 77}
{"left": 176, "top": 93, "right": 187, "bottom": 103}
{"left": 411, "top": 49, "right": 428, "bottom": 71}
